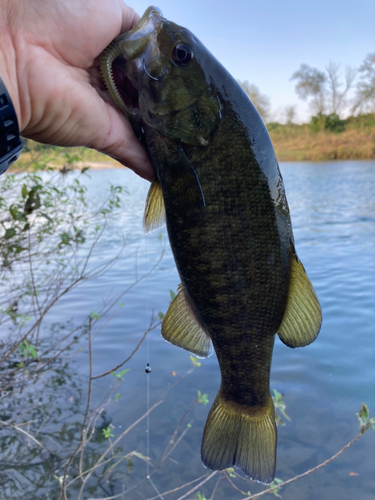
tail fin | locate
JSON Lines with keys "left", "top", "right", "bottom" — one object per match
{"left": 201, "top": 390, "right": 276, "bottom": 484}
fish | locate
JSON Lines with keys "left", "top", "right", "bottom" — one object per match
{"left": 100, "top": 6, "right": 322, "bottom": 484}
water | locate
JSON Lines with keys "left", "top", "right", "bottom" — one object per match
{"left": 1, "top": 160, "right": 374, "bottom": 499}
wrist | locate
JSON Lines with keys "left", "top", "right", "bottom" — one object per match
{"left": 0, "top": 24, "right": 22, "bottom": 132}
{"left": 0, "top": 21, "right": 23, "bottom": 173}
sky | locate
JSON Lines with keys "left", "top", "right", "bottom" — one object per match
{"left": 126, "top": 0, "right": 375, "bottom": 123}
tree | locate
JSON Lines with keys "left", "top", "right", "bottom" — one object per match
{"left": 290, "top": 64, "right": 326, "bottom": 114}
{"left": 325, "top": 61, "right": 356, "bottom": 115}
{"left": 238, "top": 80, "right": 271, "bottom": 123}
{"left": 291, "top": 62, "right": 355, "bottom": 117}
{"left": 352, "top": 52, "right": 375, "bottom": 113}
{"left": 285, "top": 105, "right": 297, "bottom": 125}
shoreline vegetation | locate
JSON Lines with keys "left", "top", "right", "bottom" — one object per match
{"left": 12, "top": 112, "right": 375, "bottom": 173}
{"left": 269, "top": 113, "right": 375, "bottom": 162}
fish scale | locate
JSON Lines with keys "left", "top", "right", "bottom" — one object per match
{"left": 100, "top": 5, "right": 322, "bottom": 484}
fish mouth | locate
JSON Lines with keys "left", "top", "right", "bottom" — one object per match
{"left": 119, "top": 6, "right": 164, "bottom": 60}
{"left": 111, "top": 6, "right": 164, "bottom": 118}
{"left": 111, "top": 58, "right": 140, "bottom": 112}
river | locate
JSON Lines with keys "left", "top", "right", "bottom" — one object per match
{"left": 1, "top": 159, "right": 374, "bottom": 500}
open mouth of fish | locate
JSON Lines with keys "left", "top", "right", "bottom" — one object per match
{"left": 101, "top": 6, "right": 164, "bottom": 120}
{"left": 111, "top": 59, "right": 140, "bottom": 111}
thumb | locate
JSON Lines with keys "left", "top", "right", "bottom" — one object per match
{"left": 92, "top": 100, "right": 154, "bottom": 181}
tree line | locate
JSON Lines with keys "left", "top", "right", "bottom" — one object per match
{"left": 238, "top": 52, "right": 375, "bottom": 125}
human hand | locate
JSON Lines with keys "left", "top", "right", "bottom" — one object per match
{"left": 0, "top": 0, "right": 154, "bottom": 180}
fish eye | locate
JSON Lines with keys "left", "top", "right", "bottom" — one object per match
{"left": 172, "top": 44, "right": 193, "bottom": 65}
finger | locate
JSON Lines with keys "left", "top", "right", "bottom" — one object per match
{"left": 93, "top": 101, "right": 154, "bottom": 182}
{"left": 119, "top": 2, "right": 140, "bottom": 32}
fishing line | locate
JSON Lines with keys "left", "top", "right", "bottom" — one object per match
{"left": 145, "top": 231, "right": 150, "bottom": 477}
{"left": 144, "top": 228, "right": 164, "bottom": 499}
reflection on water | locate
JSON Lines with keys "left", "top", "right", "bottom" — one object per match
{"left": 1, "top": 160, "right": 374, "bottom": 499}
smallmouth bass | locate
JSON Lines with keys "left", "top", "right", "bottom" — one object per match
{"left": 100, "top": 6, "right": 322, "bottom": 484}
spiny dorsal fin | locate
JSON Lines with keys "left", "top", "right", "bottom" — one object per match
{"left": 161, "top": 285, "right": 212, "bottom": 358}
{"left": 277, "top": 255, "right": 322, "bottom": 348}
{"left": 143, "top": 178, "right": 166, "bottom": 233}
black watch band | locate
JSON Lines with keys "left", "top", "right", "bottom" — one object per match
{"left": 0, "top": 77, "right": 23, "bottom": 175}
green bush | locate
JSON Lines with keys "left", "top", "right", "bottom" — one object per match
{"left": 309, "top": 112, "right": 346, "bottom": 133}
{"left": 345, "top": 113, "right": 375, "bottom": 129}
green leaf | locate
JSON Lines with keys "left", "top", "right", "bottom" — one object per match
{"left": 90, "top": 312, "right": 100, "bottom": 320}
{"left": 358, "top": 403, "right": 369, "bottom": 422}
{"left": 60, "top": 232, "right": 71, "bottom": 246}
{"left": 169, "top": 289, "right": 176, "bottom": 301}
{"left": 4, "top": 228, "right": 16, "bottom": 240}
{"left": 269, "top": 477, "right": 283, "bottom": 498}
{"left": 115, "top": 393, "right": 120, "bottom": 402}
{"left": 19, "top": 340, "right": 38, "bottom": 359}
{"left": 112, "top": 369, "right": 130, "bottom": 381}
{"left": 103, "top": 426, "right": 114, "bottom": 439}
{"left": 197, "top": 390, "right": 209, "bottom": 405}
{"left": 10, "top": 206, "right": 19, "bottom": 220}
{"left": 275, "top": 415, "right": 285, "bottom": 427}
{"left": 196, "top": 493, "right": 208, "bottom": 500}
{"left": 126, "top": 458, "right": 133, "bottom": 474}
{"left": 357, "top": 403, "right": 372, "bottom": 433}
{"left": 272, "top": 388, "right": 290, "bottom": 423}
{"left": 226, "top": 467, "right": 236, "bottom": 478}
{"left": 157, "top": 311, "right": 165, "bottom": 321}
{"left": 21, "top": 185, "right": 28, "bottom": 199}
{"left": 190, "top": 355, "right": 201, "bottom": 367}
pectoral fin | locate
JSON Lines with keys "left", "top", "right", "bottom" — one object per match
{"left": 143, "top": 178, "right": 166, "bottom": 233}
{"left": 162, "top": 285, "right": 212, "bottom": 358}
{"left": 174, "top": 148, "right": 206, "bottom": 209}
{"left": 277, "top": 255, "right": 322, "bottom": 348}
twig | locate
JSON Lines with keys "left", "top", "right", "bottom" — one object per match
{"left": 64, "top": 399, "right": 164, "bottom": 491}
{"left": 0, "top": 419, "right": 45, "bottom": 450}
{"left": 79, "top": 318, "right": 94, "bottom": 477}
{"left": 175, "top": 471, "right": 218, "bottom": 500}
{"left": 240, "top": 431, "right": 365, "bottom": 499}
{"left": 92, "top": 319, "right": 160, "bottom": 380}
{"left": 225, "top": 470, "right": 250, "bottom": 495}
{"left": 210, "top": 475, "right": 224, "bottom": 500}
{"left": 158, "top": 399, "right": 197, "bottom": 467}
{"left": 145, "top": 474, "right": 210, "bottom": 500}
{"left": 62, "top": 317, "right": 93, "bottom": 499}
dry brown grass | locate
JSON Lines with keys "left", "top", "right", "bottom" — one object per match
{"left": 269, "top": 119, "right": 375, "bottom": 162}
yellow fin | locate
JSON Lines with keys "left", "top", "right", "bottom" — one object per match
{"left": 278, "top": 255, "right": 322, "bottom": 348}
{"left": 161, "top": 286, "right": 212, "bottom": 358}
{"left": 201, "top": 390, "right": 276, "bottom": 484}
{"left": 143, "top": 178, "right": 165, "bottom": 234}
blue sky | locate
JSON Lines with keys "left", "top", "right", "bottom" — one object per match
{"left": 128, "top": 0, "right": 375, "bottom": 122}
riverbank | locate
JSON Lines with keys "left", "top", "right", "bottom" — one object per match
{"left": 10, "top": 113, "right": 375, "bottom": 172}
{"left": 268, "top": 114, "right": 375, "bottom": 162}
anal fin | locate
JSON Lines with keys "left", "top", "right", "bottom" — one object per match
{"left": 161, "top": 285, "right": 212, "bottom": 358}
{"left": 278, "top": 255, "right": 322, "bottom": 348}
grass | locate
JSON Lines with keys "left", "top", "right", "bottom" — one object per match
{"left": 268, "top": 114, "right": 375, "bottom": 162}
{"left": 13, "top": 141, "right": 118, "bottom": 173}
